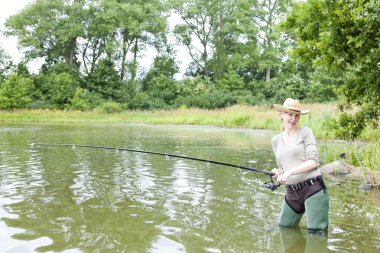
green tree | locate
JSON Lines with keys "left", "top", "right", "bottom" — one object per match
{"left": 171, "top": 0, "right": 215, "bottom": 78}
{"left": 255, "top": 0, "right": 291, "bottom": 82}
{"left": 0, "top": 47, "right": 12, "bottom": 82}
{"left": 39, "top": 72, "right": 79, "bottom": 108}
{"left": 305, "top": 66, "right": 340, "bottom": 103}
{"left": 32, "top": 63, "right": 81, "bottom": 108}
{"left": 85, "top": 59, "right": 127, "bottom": 102}
{"left": 283, "top": 0, "right": 379, "bottom": 139}
{"left": 142, "top": 47, "right": 179, "bottom": 91}
{"left": 217, "top": 66, "right": 245, "bottom": 91}
{"left": 5, "top": 0, "right": 85, "bottom": 66}
{"left": 78, "top": 1, "right": 110, "bottom": 76}
{"left": 147, "top": 75, "right": 178, "bottom": 105}
{"left": 171, "top": 0, "right": 260, "bottom": 82}
{"left": 283, "top": 0, "right": 379, "bottom": 112}
{"left": 210, "top": 0, "right": 258, "bottom": 81}
{"left": 5, "top": 0, "right": 167, "bottom": 84}
{"left": 176, "top": 76, "right": 213, "bottom": 97}
{"left": 69, "top": 87, "right": 92, "bottom": 111}
{"left": 100, "top": 0, "right": 167, "bottom": 81}
{"left": 0, "top": 73, "right": 33, "bottom": 109}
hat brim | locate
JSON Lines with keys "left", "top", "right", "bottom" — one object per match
{"left": 273, "top": 104, "right": 310, "bottom": 115}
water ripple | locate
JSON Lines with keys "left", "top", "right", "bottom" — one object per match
{"left": 0, "top": 124, "right": 378, "bottom": 253}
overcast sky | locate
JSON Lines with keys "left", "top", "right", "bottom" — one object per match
{"left": 0, "top": 0, "right": 32, "bottom": 62}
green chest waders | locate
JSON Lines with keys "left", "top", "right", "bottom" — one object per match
{"left": 305, "top": 189, "right": 329, "bottom": 232}
{"left": 279, "top": 178, "right": 329, "bottom": 233}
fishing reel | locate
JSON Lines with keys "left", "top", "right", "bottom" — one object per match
{"left": 264, "top": 174, "right": 281, "bottom": 191}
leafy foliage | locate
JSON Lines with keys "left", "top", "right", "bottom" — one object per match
{"left": 325, "top": 111, "right": 367, "bottom": 140}
{"left": 0, "top": 74, "right": 33, "bottom": 109}
{"left": 0, "top": 0, "right": 378, "bottom": 144}
{"left": 146, "top": 75, "right": 178, "bottom": 105}
{"left": 0, "top": 47, "right": 14, "bottom": 82}
{"left": 128, "top": 92, "right": 168, "bottom": 110}
{"left": 325, "top": 102, "right": 379, "bottom": 140}
{"left": 69, "top": 87, "right": 92, "bottom": 111}
{"left": 217, "top": 67, "right": 245, "bottom": 91}
{"left": 283, "top": 0, "right": 379, "bottom": 139}
{"left": 142, "top": 52, "right": 179, "bottom": 91}
{"left": 85, "top": 59, "right": 127, "bottom": 102}
{"left": 176, "top": 76, "right": 214, "bottom": 97}
{"left": 97, "top": 101, "right": 124, "bottom": 113}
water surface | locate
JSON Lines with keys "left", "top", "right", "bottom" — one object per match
{"left": 0, "top": 123, "right": 379, "bottom": 252}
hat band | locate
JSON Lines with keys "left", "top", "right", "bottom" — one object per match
{"left": 288, "top": 108, "right": 301, "bottom": 113}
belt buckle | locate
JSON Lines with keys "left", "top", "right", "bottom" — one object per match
{"left": 305, "top": 178, "right": 314, "bottom": 187}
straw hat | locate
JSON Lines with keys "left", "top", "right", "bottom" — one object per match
{"left": 273, "top": 98, "right": 310, "bottom": 115}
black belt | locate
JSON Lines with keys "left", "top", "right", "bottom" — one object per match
{"left": 286, "top": 176, "right": 323, "bottom": 190}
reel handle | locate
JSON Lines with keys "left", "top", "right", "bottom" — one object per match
{"left": 264, "top": 174, "right": 281, "bottom": 191}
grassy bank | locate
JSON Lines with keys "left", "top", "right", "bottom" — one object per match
{"left": 1, "top": 103, "right": 378, "bottom": 141}
{"left": 1, "top": 103, "right": 337, "bottom": 130}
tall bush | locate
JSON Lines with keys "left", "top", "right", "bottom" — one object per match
{"left": 0, "top": 73, "right": 33, "bottom": 109}
{"left": 38, "top": 72, "right": 79, "bottom": 109}
{"left": 146, "top": 75, "right": 178, "bottom": 105}
{"left": 217, "top": 67, "right": 245, "bottom": 91}
{"left": 69, "top": 87, "right": 92, "bottom": 111}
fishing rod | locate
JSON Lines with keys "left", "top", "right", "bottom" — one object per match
{"left": 31, "top": 143, "right": 280, "bottom": 191}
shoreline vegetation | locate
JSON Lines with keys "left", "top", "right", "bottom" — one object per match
{"left": 1, "top": 103, "right": 379, "bottom": 189}
{"left": 1, "top": 103, "right": 378, "bottom": 140}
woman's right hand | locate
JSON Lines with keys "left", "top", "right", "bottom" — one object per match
{"left": 271, "top": 168, "right": 283, "bottom": 179}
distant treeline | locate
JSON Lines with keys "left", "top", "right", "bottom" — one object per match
{"left": 0, "top": 0, "right": 378, "bottom": 139}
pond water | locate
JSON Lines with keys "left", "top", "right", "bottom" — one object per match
{"left": 0, "top": 123, "right": 379, "bottom": 253}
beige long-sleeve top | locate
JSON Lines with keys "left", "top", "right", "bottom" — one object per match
{"left": 271, "top": 127, "right": 321, "bottom": 185}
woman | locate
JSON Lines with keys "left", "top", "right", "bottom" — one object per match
{"left": 271, "top": 98, "right": 329, "bottom": 233}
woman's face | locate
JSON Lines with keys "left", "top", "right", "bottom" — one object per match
{"left": 281, "top": 112, "right": 300, "bottom": 130}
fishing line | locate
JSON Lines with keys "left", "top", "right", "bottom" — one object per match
{"left": 30, "top": 143, "right": 280, "bottom": 191}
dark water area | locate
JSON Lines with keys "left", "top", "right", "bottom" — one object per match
{"left": 0, "top": 123, "right": 379, "bottom": 252}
